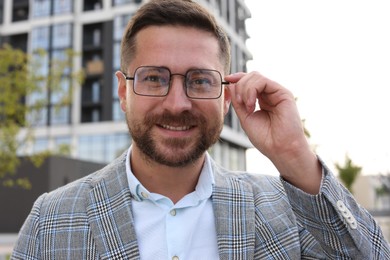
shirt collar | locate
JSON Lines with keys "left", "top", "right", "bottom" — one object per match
{"left": 125, "top": 146, "right": 214, "bottom": 203}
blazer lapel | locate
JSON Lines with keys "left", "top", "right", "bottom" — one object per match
{"left": 212, "top": 162, "right": 256, "bottom": 260}
{"left": 86, "top": 153, "right": 140, "bottom": 259}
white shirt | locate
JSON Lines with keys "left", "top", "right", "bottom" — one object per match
{"left": 125, "top": 147, "right": 219, "bottom": 260}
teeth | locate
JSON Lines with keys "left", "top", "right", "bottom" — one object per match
{"left": 161, "top": 125, "right": 191, "bottom": 131}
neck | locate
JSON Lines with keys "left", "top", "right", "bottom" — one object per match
{"left": 130, "top": 145, "right": 206, "bottom": 204}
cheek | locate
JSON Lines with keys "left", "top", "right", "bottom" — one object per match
{"left": 127, "top": 97, "right": 156, "bottom": 117}
{"left": 202, "top": 102, "right": 225, "bottom": 122}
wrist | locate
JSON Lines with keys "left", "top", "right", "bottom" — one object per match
{"left": 270, "top": 142, "right": 322, "bottom": 195}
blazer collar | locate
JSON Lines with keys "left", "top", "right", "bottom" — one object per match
{"left": 85, "top": 152, "right": 255, "bottom": 259}
{"left": 86, "top": 152, "right": 140, "bottom": 259}
{"left": 211, "top": 160, "right": 256, "bottom": 259}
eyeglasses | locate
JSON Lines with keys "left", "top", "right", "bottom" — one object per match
{"left": 123, "top": 66, "right": 229, "bottom": 99}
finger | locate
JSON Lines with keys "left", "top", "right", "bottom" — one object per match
{"left": 227, "top": 83, "right": 248, "bottom": 119}
{"left": 245, "top": 87, "right": 257, "bottom": 113}
{"left": 224, "top": 72, "right": 247, "bottom": 83}
{"left": 231, "top": 72, "right": 266, "bottom": 113}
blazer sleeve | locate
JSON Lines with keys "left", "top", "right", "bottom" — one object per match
{"left": 282, "top": 159, "right": 390, "bottom": 259}
{"left": 11, "top": 193, "right": 47, "bottom": 260}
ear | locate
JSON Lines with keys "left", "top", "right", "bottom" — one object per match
{"left": 115, "top": 71, "right": 127, "bottom": 112}
{"left": 223, "top": 85, "right": 232, "bottom": 116}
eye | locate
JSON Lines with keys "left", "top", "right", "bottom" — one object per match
{"left": 143, "top": 74, "right": 163, "bottom": 83}
{"left": 187, "top": 71, "right": 218, "bottom": 91}
{"left": 136, "top": 68, "right": 169, "bottom": 85}
{"left": 192, "top": 77, "right": 212, "bottom": 85}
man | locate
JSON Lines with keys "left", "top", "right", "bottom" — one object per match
{"left": 12, "top": 0, "right": 390, "bottom": 259}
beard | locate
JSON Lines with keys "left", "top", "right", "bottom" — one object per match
{"left": 126, "top": 110, "right": 223, "bottom": 167}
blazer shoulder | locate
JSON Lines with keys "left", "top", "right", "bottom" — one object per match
{"left": 212, "top": 160, "right": 285, "bottom": 196}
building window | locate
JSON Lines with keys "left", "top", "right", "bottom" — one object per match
{"left": 53, "top": 0, "right": 72, "bottom": 14}
{"left": 54, "top": 136, "right": 71, "bottom": 155}
{"left": 32, "top": 0, "right": 51, "bottom": 17}
{"left": 52, "top": 23, "right": 72, "bottom": 48}
{"left": 84, "top": 0, "right": 102, "bottom": 11}
{"left": 33, "top": 138, "right": 49, "bottom": 153}
{"left": 26, "top": 106, "right": 48, "bottom": 127}
{"left": 27, "top": 50, "right": 49, "bottom": 126}
{"left": 82, "top": 107, "right": 101, "bottom": 122}
{"left": 0, "top": 0, "right": 3, "bottom": 24}
{"left": 32, "top": 0, "right": 72, "bottom": 17}
{"left": 78, "top": 134, "right": 130, "bottom": 163}
{"left": 113, "top": 43, "right": 121, "bottom": 70}
{"left": 83, "top": 79, "right": 101, "bottom": 103}
{"left": 8, "top": 33, "right": 28, "bottom": 51}
{"left": 209, "top": 141, "right": 246, "bottom": 171}
{"left": 49, "top": 78, "right": 71, "bottom": 125}
{"left": 50, "top": 106, "right": 70, "bottom": 125}
{"left": 113, "top": 0, "right": 141, "bottom": 6}
{"left": 29, "top": 24, "right": 73, "bottom": 126}
{"left": 50, "top": 23, "right": 72, "bottom": 125}
{"left": 112, "top": 75, "right": 125, "bottom": 121}
{"left": 113, "top": 14, "right": 131, "bottom": 40}
{"left": 112, "top": 14, "right": 131, "bottom": 121}
{"left": 31, "top": 26, "right": 50, "bottom": 49}
{"left": 12, "top": 0, "right": 29, "bottom": 22}
{"left": 82, "top": 22, "right": 105, "bottom": 123}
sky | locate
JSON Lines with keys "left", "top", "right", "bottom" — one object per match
{"left": 244, "top": 0, "right": 390, "bottom": 176}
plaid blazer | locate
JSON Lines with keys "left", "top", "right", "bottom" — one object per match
{"left": 12, "top": 152, "right": 390, "bottom": 259}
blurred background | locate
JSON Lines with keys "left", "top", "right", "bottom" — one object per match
{"left": 0, "top": 0, "right": 389, "bottom": 257}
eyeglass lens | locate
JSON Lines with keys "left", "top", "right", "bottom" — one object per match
{"left": 133, "top": 66, "right": 222, "bottom": 99}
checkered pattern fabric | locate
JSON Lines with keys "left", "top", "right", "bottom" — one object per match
{"left": 12, "top": 152, "right": 390, "bottom": 259}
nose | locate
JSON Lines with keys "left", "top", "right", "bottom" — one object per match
{"left": 161, "top": 75, "right": 192, "bottom": 114}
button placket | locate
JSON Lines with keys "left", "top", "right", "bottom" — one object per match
{"left": 166, "top": 207, "right": 181, "bottom": 258}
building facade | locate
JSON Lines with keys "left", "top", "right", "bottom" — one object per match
{"left": 350, "top": 174, "right": 390, "bottom": 241}
{"left": 0, "top": 0, "right": 252, "bottom": 171}
{"left": 1, "top": 0, "right": 252, "bottom": 256}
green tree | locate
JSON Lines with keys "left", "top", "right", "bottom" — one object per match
{"left": 335, "top": 155, "right": 362, "bottom": 193}
{"left": 0, "top": 44, "right": 84, "bottom": 188}
{"left": 375, "top": 172, "right": 390, "bottom": 197}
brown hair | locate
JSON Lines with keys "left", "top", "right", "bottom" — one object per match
{"left": 120, "top": 0, "right": 231, "bottom": 74}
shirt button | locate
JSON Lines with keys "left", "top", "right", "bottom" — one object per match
{"left": 170, "top": 209, "right": 177, "bottom": 216}
{"left": 172, "top": 256, "right": 179, "bottom": 260}
{"left": 140, "top": 192, "right": 149, "bottom": 199}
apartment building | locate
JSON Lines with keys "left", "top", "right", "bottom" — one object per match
{"left": 1, "top": 1, "right": 252, "bottom": 255}
{"left": 0, "top": 0, "right": 252, "bottom": 170}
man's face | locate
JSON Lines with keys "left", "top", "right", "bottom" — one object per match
{"left": 117, "top": 25, "right": 231, "bottom": 167}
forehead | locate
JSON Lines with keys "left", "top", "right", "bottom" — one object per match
{"left": 131, "top": 25, "right": 223, "bottom": 72}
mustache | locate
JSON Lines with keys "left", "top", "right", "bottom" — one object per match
{"left": 144, "top": 111, "right": 203, "bottom": 126}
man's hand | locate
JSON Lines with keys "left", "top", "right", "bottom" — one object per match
{"left": 225, "top": 72, "right": 322, "bottom": 194}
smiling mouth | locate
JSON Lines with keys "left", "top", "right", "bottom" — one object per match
{"left": 160, "top": 124, "right": 192, "bottom": 131}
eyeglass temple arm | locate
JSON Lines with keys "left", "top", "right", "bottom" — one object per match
{"left": 119, "top": 71, "right": 133, "bottom": 80}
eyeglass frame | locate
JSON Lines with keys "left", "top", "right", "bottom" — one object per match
{"left": 122, "top": 66, "right": 230, "bottom": 100}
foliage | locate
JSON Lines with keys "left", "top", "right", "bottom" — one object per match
{"left": 0, "top": 44, "right": 84, "bottom": 188}
{"left": 335, "top": 155, "right": 362, "bottom": 194}
{"left": 375, "top": 172, "right": 390, "bottom": 197}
